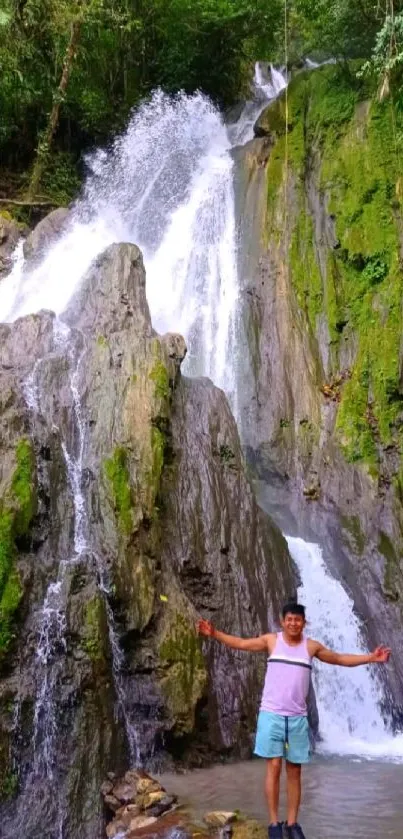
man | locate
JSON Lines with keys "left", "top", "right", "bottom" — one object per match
{"left": 197, "top": 601, "right": 391, "bottom": 839}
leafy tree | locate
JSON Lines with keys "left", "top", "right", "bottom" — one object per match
{"left": 0, "top": 0, "right": 283, "bottom": 198}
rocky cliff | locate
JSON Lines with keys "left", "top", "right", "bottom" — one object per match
{"left": 0, "top": 230, "right": 294, "bottom": 838}
{"left": 235, "top": 63, "right": 403, "bottom": 720}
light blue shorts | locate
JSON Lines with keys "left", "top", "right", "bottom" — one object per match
{"left": 254, "top": 710, "right": 310, "bottom": 764}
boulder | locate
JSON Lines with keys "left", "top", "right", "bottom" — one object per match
{"left": 142, "top": 790, "right": 166, "bottom": 809}
{"left": 104, "top": 795, "right": 122, "bottom": 813}
{"left": 23, "top": 206, "right": 70, "bottom": 262}
{"left": 204, "top": 812, "right": 236, "bottom": 828}
{"left": 147, "top": 795, "right": 177, "bottom": 818}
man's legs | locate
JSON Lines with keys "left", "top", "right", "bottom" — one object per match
{"left": 265, "top": 758, "right": 282, "bottom": 824}
{"left": 285, "top": 760, "right": 302, "bottom": 825}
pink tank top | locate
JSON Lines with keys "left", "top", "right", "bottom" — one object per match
{"left": 260, "top": 632, "right": 312, "bottom": 717}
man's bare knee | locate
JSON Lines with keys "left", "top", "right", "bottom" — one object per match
{"left": 267, "top": 757, "right": 282, "bottom": 776}
{"left": 286, "top": 760, "right": 301, "bottom": 776}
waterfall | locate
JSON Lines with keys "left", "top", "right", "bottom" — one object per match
{"left": 0, "top": 67, "right": 281, "bottom": 406}
{"left": 288, "top": 537, "right": 403, "bottom": 760}
{"left": 1, "top": 64, "right": 401, "bottom": 764}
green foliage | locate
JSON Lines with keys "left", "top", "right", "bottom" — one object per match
{"left": 40, "top": 151, "right": 81, "bottom": 204}
{"left": 291, "top": 0, "right": 386, "bottom": 61}
{"left": 361, "top": 255, "right": 388, "bottom": 286}
{"left": 0, "top": 0, "right": 283, "bottom": 191}
{"left": 104, "top": 447, "right": 133, "bottom": 535}
{"left": 219, "top": 443, "right": 235, "bottom": 464}
{"left": 360, "top": 13, "right": 403, "bottom": 90}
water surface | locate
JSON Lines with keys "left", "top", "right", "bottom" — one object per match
{"left": 160, "top": 756, "right": 403, "bottom": 838}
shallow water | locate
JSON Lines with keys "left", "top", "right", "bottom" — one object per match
{"left": 160, "top": 756, "right": 403, "bottom": 837}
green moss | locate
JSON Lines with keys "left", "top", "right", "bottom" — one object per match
{"left": 289, "top": 202, "right": 323, "bottom": 335}
{"left": 160, "top": 611, "right": 207, "bottom": 734}
{"left": 341, "top": 515, "right": 366, "bottom": 555}
{"left": 104, "top": 447, "right": 133, "bottom": 535}
{"left": 378, "top": 531, "right": 401, "bottom": 601}
{"left": 257, "top": 95, "right": 288, "bottom": 137}
{"left": 322, "top": 96, "right": 403, "bottom": 464}
{"left": 0, "top": 768, "right": 18, "bottom": 801}
{"left": 81, "top": 596, "right": 104, "bottom": 662}
{"left": 96, "top": 335, "right": 109, "bottom": 348}
{"left": 266, "top": 63, "right": 403, "bottom": 472}
{"left": 0, "top": 438, "right": 35, "bottom": 656}
{"left": 266, "top": 135, "right": 286, "bottom": 225}
{"left": 149, "top": 360, "right": 170, "bottom": 401}
{"left": 12, "top": 439, "right": 36, "bottom": 536}
{"left": 0, "top": 517, "right": 22, "bottom": 655}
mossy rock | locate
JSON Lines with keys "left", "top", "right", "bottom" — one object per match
{"left": 104, "top": 447, "right": 135, "bottom": 536}
{"left": 0, "top": 438, "right": 36, "bottom": 657}
{"left": 81, "top": 594, "right": 107, "bottom": 663}
{"left": 149, "top": 360, "right": 170, "bottom": 402}
{"left": 159, "top": 610, "right": 207, "bottom": 735}
{"left": 378, "top": 531, "right": 402, "bottom": 601}
{"left": 264, "top": 62, "right": 403, "bottom": 474}
{"left": 255, "top": 94, "right": 288, "bottom": 139}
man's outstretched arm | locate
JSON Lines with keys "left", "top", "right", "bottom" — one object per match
{"left": 309, "top": 640, "right": 391, "bottom": 667}
{"left": 197, "top": 618, "right": 273, "bottom": 652}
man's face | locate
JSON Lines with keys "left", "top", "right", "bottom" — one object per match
{"left": 281, "top": 611, "right": 306, "bottom": 638}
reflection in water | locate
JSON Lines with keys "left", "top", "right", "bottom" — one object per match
{"left": 160, "top": 757, "right": 403, "bottom": 838}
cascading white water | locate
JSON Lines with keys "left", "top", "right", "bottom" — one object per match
{"left": 28, "top": 321, "right": 142, "bottom": 777}
{"left": 288, "top": 537, "right": 403, "bottom": 760}
{"left": 30, "top": 322, "right": 89, "bottom": 779}
{"left": 2, "top": 64, "right": 402, "bottom": 764}
{"left": 0, "top": 67, "right": 280, "bottom": 406}
{"left": 33, "top": 580, "right": 66, "bottom": 778}
{"left": 228, "top": 62, "right": 287, "bottom": 146}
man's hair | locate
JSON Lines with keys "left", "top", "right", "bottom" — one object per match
{"left": 282, "top": 601, "right": 306, "bottom": 619}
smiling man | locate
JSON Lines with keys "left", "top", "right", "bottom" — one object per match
{"left": 197, "top": 601, "right": 391, "bottom": 839}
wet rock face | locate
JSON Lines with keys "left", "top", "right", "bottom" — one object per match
{"left": 162, "top": 376, "right": 294, "bottom": 758}
{"left": 0, "top": 216, "right": 21, "bottom": 277}
{"left": 23, "top": 207, "right": 70, "bottom": 263}
{"left": 0, "top": 232, "right": 294, "bottom": 838}
{"left": 235, "top": 67, "right": 403, "bottom": 718}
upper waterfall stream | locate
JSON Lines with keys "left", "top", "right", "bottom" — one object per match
{"left": 1, "top": 65, "right": 402, "bottom": 764}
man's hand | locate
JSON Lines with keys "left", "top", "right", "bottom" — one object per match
{"left": 197, "top": 618, "right": 215, "bottom": 637}
{"left": 369, "top": 645, "right": 391, "bottom": 663}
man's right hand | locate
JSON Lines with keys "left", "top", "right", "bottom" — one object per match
{"left": 197, "top": 618, "right": 215, "bottom": 637}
